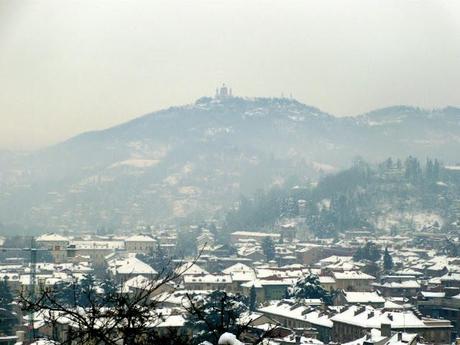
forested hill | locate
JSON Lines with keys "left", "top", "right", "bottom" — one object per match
{"left": 224, "top": 157, "right": 460, "bottom": 238}
{"left": 1, "top": 96, "right": 460, "bottom": 232}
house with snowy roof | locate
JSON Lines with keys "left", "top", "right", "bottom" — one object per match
{"left": 231, "top": 231, "right": 281, "bottom": 244}
{"left": 416, "top": 289, "right": 460, "bottom": 335}
{"left": 334, "top": 290, "right": 385, "bottom": 308}
{"left": 318, "top": 276, "right": 336, "bottom": 292}
{"left": 373, "top": 279, "right": 421, "bottom": 298}
{"left": 107, "top": 253, "right": 157, "bottom": 280}
{"left": 124, "top": 234, "right": 156, "bottom": 255}
{"left": 332, "top": 271, "right": 375, "bottom": 291}
{"left": 439, "top": 272, "right": 460, "bottom": 288}
{"left": 36, "top": 233, "right": 70, "bottom": 263}
{"left": 241, "top": 278, "right": 298, "bottom": 303}
{"left": 222, "top": 263, "right": 257, "bottom": 293}
{"left": 183, "top": 274, "right": 233, "bottom": 291}
{"left": 295, "top": 244, "right": 324, "bottom": 266}
{"left": 67, "top": 239, "right": 125, "bottom": 264}
{"left": 174, "top": 261, "right": 208, "bottom": 276}
{"left": 258, "top": 301, "right": 333, "bottom": 343}
{"left": 330, "top": 305, "right": 452, "bottom": 344}
{"left": 342, "top": 328, "right": 418, "bottom": 345}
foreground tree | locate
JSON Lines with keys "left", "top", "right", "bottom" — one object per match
{"left": 184, "top": 290, "right": 273, "bottom": 345}
{"left": 20, "top": 260, "right": 197, "bottom": 345}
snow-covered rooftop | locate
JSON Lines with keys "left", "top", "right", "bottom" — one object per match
{"left": 341, "top": 291, "right": 385, "bottom": 304}
{"left": 125, "top": 234, "right": 156, "bottom": 242}
{"left": 36, "top": 233, "right": 69, "bottom": 242}
{"left": 258, "top": 302, "right": 333, "bottom": 328}
{"left": 331, "top": 305, "right": 451, "bottom": 329}
{"left": 108, "top": 254, "right": 157, "bottom": 275}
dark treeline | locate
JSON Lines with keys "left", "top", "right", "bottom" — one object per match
{"left": 223, "top": 156, "right": 460, "bottom": 238}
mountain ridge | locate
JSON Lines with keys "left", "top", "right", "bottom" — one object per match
{"left": 1, "top": 96, "right": 460, "bottom": 231}
{"left": 13, "top": 99, "right": 460, "bottom": 153}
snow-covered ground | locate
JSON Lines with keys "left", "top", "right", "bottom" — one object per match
{"left": 375, "top": 211, "right": 443, "bottom": 232}
{"left": 110, "top": 159, "right": 160, "bottom": 169}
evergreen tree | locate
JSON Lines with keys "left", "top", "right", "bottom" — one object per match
{"left": 249, "top": 285, "right": 257, "bottom": 311}
{"left": 184, "top": 290, "right": 249, "bottom": 345}
{"left": 261, "top": 237, "right": 276, "bottom": 262}
{"left": 353, "top": 242, "right": 381, "bottom": 262}
{"left": 404, "top": 156, "right": 422, "bottom": 183}
{"left": 53, "top": 280, "right": 77, "bottom": 306}
{"left": 287, "top": 274, "right": 333, "bottom": 305}
{"left": 53, "top": 274, "right": 101, "bottom": 308}
{"left": 77, "top": 274, "right": 98, "bottom": 307}
{"left": 362, "top": 261, "right": 380, "bottom": 278}
{"left": 383, "top": 247, "right": 394, "bottom": 271}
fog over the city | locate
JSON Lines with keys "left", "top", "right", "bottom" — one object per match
{"left": 2, "top": 4, "right": 460, "bottom": 344}
{"left": 1, "top": 0, "right": 460, "bottom": 149}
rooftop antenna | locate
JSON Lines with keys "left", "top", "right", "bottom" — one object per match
{"left": 29, "top": 237, "right": 37, "bottom": 342}
{"left": 1, "top": 237, "right": 49, "bottom": 342}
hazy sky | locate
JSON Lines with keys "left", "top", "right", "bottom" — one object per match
{"left": 1, "top": 1, "right": 460, "bottom": 150}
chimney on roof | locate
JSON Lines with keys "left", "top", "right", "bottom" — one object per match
{"left": 355, "top": 306, "right": 365, "bottom": 316}
{"left": 397, "top": 332, "right": 403, "bottom": 341}
{"left": 381, "top": 323, "right": 391, "bottom": 337}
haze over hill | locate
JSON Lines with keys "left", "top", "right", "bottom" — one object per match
{"left": 1, "top": 90, "right": 460, "bottom": 232}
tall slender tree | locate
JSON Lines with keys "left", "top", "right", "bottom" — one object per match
{"left": 261, "top": 237, "right": 276, "bottom": 262}
{"left": 249, "top": 285, "right": 257, "bottom": 312}
{"left": 383, "top": 247, "right": 394, "bottom": 272}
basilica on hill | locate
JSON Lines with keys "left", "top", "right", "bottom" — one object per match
{"left": 215, "top": 83, "right": 233, "bottom": 99}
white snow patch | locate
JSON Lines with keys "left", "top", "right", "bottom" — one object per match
{"left": 110, "top": 159, "right": 159, "bottom": 169}
{"left": 312, "top": 161, "right": 336, "bottom": 173}
{"left": 218, "top": 333, "right": 243, "bottom": 345}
